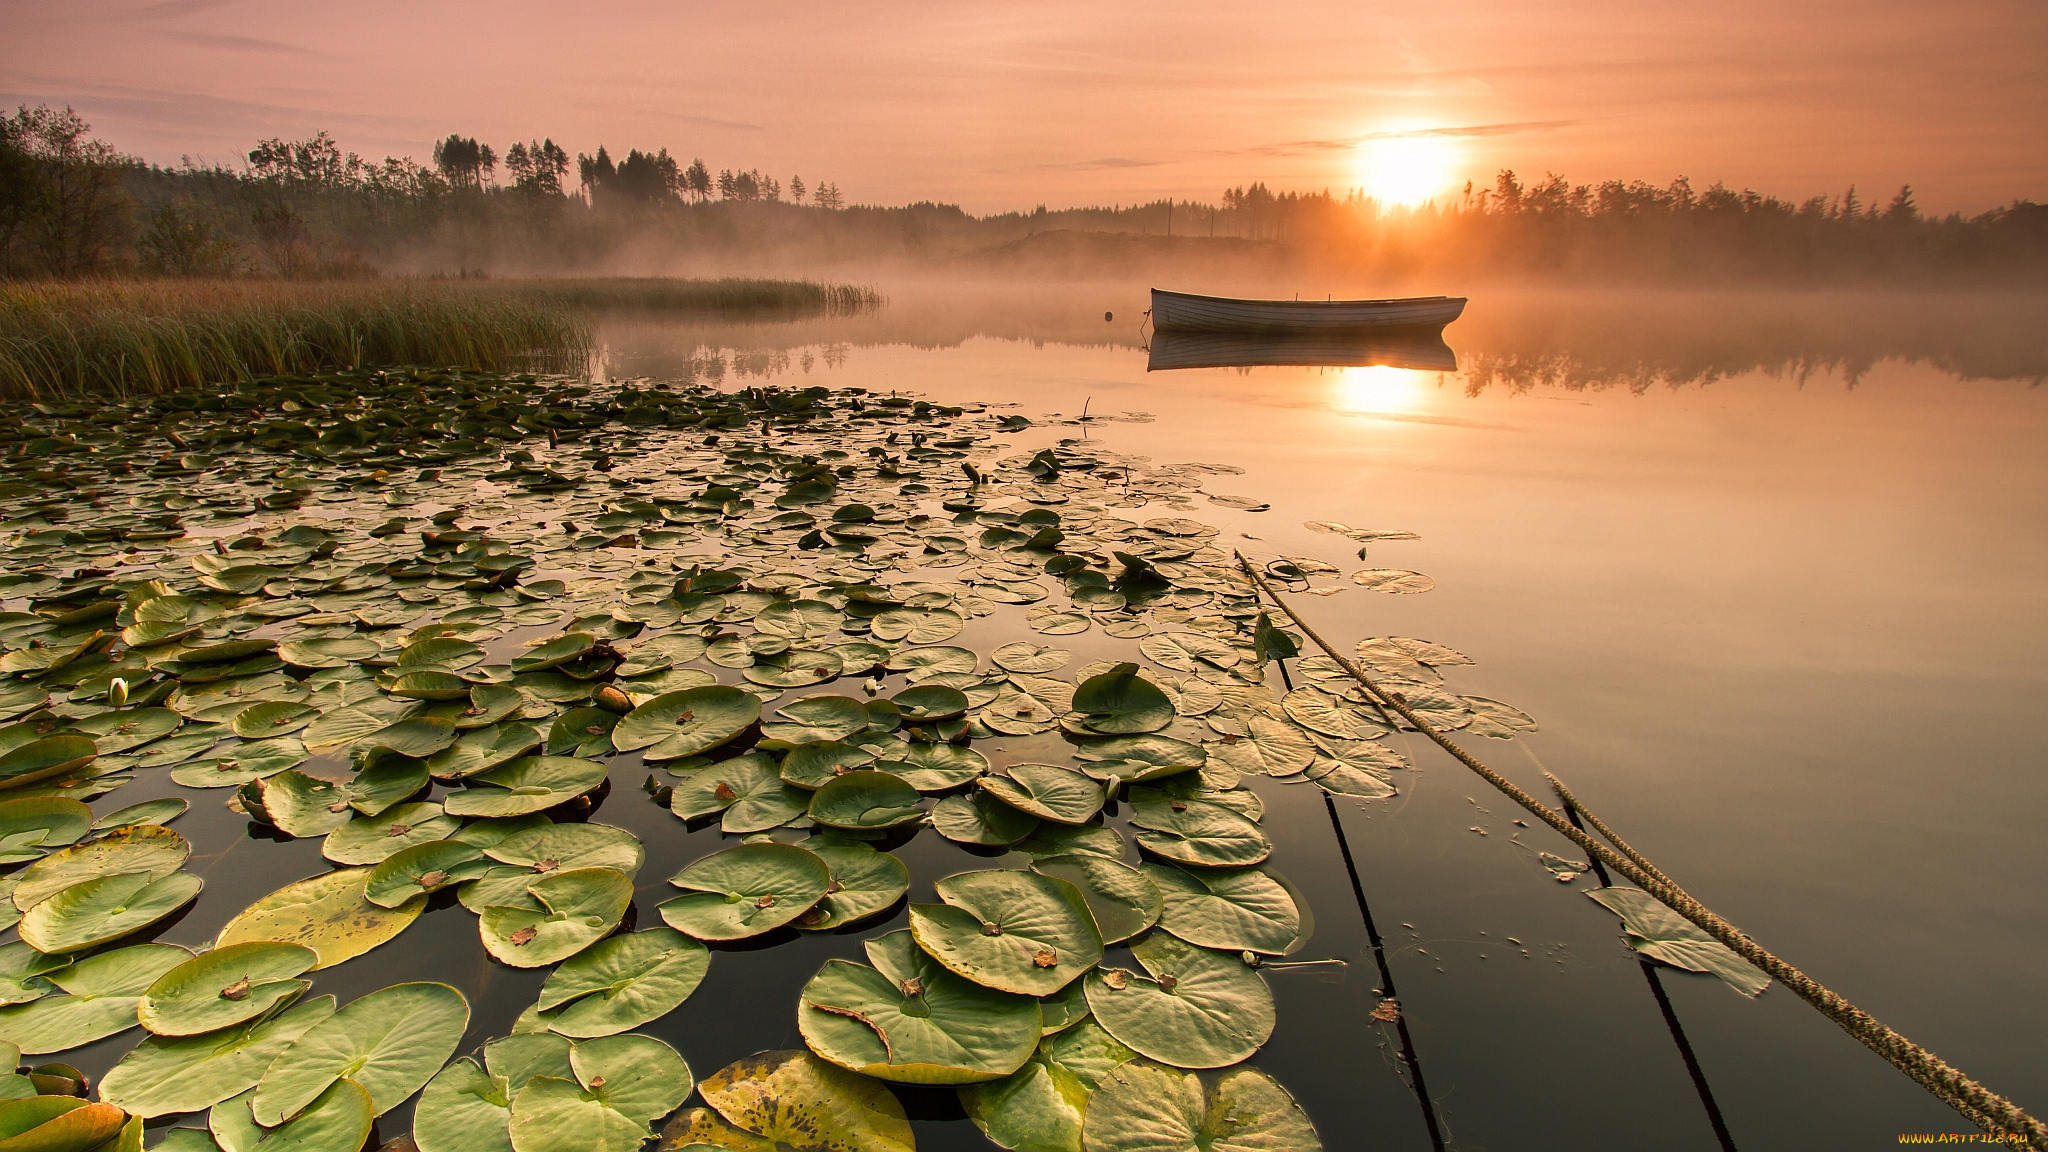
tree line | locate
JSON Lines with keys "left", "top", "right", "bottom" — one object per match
{"left": 2, "top": 104, "right": 2042, "bottom": 283}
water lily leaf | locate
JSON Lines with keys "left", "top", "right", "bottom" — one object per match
{"left": 1137, "top": 633, "right": 1240, "bottom": 674}
{"left": 871, "top": 608, "right": 963, "bottom": 645}
{"left": 238, "top": 770, "right": 352, "bottom": 838}
{"left": 889, "top": 685, "right": 968, "bottom": 722}
{"left": 91, "top": 797, "right": 187, "bottom": 832}
{"left": 878, "top": 743, "right": 986, "bottom": 791}
{"left": 909, "top": 869, "right": 1104, "bottom": 996}
{"left": 659, "top": 844, "right": 829, "bottom": 941}
{"left": 19, "top": 869, "right": 203, "bottom": 952}
{"left": 669, "top": 753, "right": 809, "bottom": 833}
{"left": 546, "top": 708, "right": 617, "bottom": 757}
{"left": 807, "top": 771, "right": 924, "bottom": 830}
{"left": 1587, "top": 888, "right": 1771, "bottom": 996}
{"left": 0, "top": 942, "right": 66, "bottom": 1007}
{"left": 981, "top": 766, "right": 1104, "bottom": 825}
{"left": 682, "top": 1048, "right": 912, "bottom": 1152}
{"left": 615, "top": 686, "right": 760, "bottom": 760}
{"left": 356, "top": 716, "right": 458, "bottom": 759}
{"left": 100, "top": 993, "right": 336, "bottom": 1118}
{"left": 171, "top": 738, "right": 306, "bottom": 788}
{"left": 412, "top": 1056, "right": 513, "bottom": 1152}
{"left": 1081, "top": 1061, "right": 1321, "bottom": 1152}
{"left": 460, "top": 822, "right": 645, "bottom": 912}
{"left": 931, "top": 791, "right": 1040, "bottom": 847}
{"left": 799, "top": 930, "right": 1040, "bottom": 1085}
{"left": 981, "top": 680, "right": 1069, "bottom": 736}
{"left": 366, "top": 839, "right": 492, "bottom": 908}
{"left": 760, "top": 696, "right": 868, "bottom": 745}
{"left": 1278, "top": 688, "right": 1387, "bottom": 742}
{"left": 1030, "top": 855, "right": 1161, "bottom": 945}
{"left": 322, "top": 801, "right": 458, "bottom": 865}
{"left": 991, "top": 644, "right": 1070, "bottom": 675}
{"left": 1142, "top": 863, "right": 1301, "bottom": 955}
{"left": 278, "top": 636, "right": 379, "bottom": 670}
{"left": 481, "top": 868, "right": 633, "bottom": 967}
{"left": 1026, "top": 609, "right": 1090, "bottom": 636}
{"left": 1014, "top": 823, "right": 1125, "bottom": 860}
{"left": 1069, "top": 665, "right": 1173, "bottom": 736}
{"left": 217, "top": 1076, "right": 375, "bottom": 1152}
{"left": 446, "top": 756, "right": 607, "bottom": 818}
{"left": 791, "top": 838, "right": 909, "bottom": 931}
{"left": 216, "top": 867, "right": 423, "bottom": 968}
{"left": 248, "top": 981, "right": 467, "bottom": 1124}
{"left": 428, "top": 722, "right": 542, "bottom": 780}
{"left": 1084, "top": 934, "right": 1274, "bottom": 1069}
{"left": 138, "top": 941, "right": 317, "bottom": 1037}
{"left": 67, "top": 708, "right": 182, "bottom": 754}
{"left": 1202, "top": 719, "right": 1314, "bottom": 779}
{"left": 228, "top": 701, "right": 318, "bottom": 740}
{"left": 0, "top": 797, "right": 91, "bottom": 864}
{"left": 566, "top": 1032, "right": 694, "bottom": 1125}
{"left": 743, "top": 650, "right": 843, "bottom": 689}
{"left": 778, "top": 742, "right": 875, "bottom": 790}
{"left": 959, "top": 1019, "right": 1139, "bottom": 1152}
{"left": 0, "top": 1097, "right": 127, "bottom": 1149}
{"left": 0, "top": 943, "right": 189, "bottom": 1054}
{"left": 390, "top": 669, "right": 473, "bottom": 701}
{"left": 504, "top": 1075, "right": 641, "bottom": 1152}
{"left": 1301, "top": 755, "right": 1396, "bottom": 800}
{"left": 0, "top": 736, "right": 97, "bottom": 792}
{"left": 1351, "top": 568, "right": 1435, "bottom": 594}
{"left": 511, "top": 633, "right": 595, "bottom": 674}
{"left": 1127, "top": 794, "right": 1271, "bottom": 868}
{"left": 536, "top": 928, "right": 710, "bottom": 1038}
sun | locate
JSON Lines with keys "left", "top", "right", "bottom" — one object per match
{"left": 1333, "top": 365, "right": 1431, "bottom": 414}
{"left": 1354, "top": 131, "right": 1460, "bottom": 207}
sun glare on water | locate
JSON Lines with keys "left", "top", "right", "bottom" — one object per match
{"left": 1333, "top": 365, "right": 1433, "bottom": 414}
{"left": 1355, "top": 131, "right": 1460, "bottom": 207}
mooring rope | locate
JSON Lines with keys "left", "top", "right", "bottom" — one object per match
{"left": 1234, "top": 554, "right": 2045, "bottom": 1146}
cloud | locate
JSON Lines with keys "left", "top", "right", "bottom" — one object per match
{"left": 1038, "top": 157, "right": 1163, "bottom": 170}
{"left": 163, "top": 30, "right": 322, "bottom": 58}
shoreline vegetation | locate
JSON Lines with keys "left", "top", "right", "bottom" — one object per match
{"left": 3, "top": 107, "right": 2044, "bottom": 286}
{"left": 0, "top": 278, "right": 884, "bottom": 399}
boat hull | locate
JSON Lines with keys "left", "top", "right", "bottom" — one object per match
{"left": 1150, "top": 288, "right": 1466, "bottom": 333}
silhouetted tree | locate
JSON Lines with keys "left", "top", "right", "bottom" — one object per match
{"left": 505, "top": 139, "right": 569, "bottom": 196}
{"left": 433, "top": 135, "right": 496, "bottom": 191}
{"left": 789, "top": 175, "right": 806, "bottom": 205}
{"left": 2, "top": 105, "right": 132, "bottom": 275}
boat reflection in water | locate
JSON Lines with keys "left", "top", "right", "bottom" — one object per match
{"left": 1145, "top": 327, "right": 1458, "bottom": 372}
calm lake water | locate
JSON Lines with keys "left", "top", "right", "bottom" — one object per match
{"left": 580, "top": 283, "right": 2048, "bottom": 1150}
{"left": 59, "top": 283, "right": 2045, "bottom": 1151}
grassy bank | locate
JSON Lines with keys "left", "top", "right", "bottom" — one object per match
{"left": 0, "top": 277, "right": 881, "bottom": 399}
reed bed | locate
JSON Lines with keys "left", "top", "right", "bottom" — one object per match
{"left": 497, "top": 277, "right": 883, "bottom": 315}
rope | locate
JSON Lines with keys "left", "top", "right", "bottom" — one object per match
{"left": 1234, "top": 554, "right": 2045, "bottom": 1146}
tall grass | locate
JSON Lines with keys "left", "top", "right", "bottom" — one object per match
{"left": 0, "top": 277, "right": 883, "bottom": 399}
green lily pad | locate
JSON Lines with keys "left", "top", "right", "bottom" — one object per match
{"left": 760, "top": 696, "right": 869, "bottom": 745}
{"left": 511, "top": 633, "right": 596, "bottom": 674}
{"left": 214, "top": 1076, "right": 375, "bottom": 1152}
{"left": 428, "top": 722, "right": 542, "bottom": 780}
{"left": 1587, "top": 888, "right": 1771, "bottom": 996}
{"left": 413, "top": 1056, "right": 516, "bottom": 1152}
{"left": 659, "top": 844, "right": 830, "bottom": 941}
{"left": 1128, "top": 793, "right": 1271, "bottom": 868}
{"left": 91, "top": 797, "right": 187, "bottom": 832}
{"left": 981, "top": 766, "right": 1104, "bottom": 825}
{"left": 959, "top": 1019, "right": 1138, "bottom": 1152}
{"left": 249, "top": 981, "right": 468, "bottom": 1124}
{"left": 1142, "top": 863, "right": 1302, "bottom": 955}
{"left": 0, "top": 1097, "right": 129, "bottom": 1149}
{"left": 744, "top": 650, "right": 844, "bottom": 689}
{"left": 1280, "top": 687, "right": 1389, "bottom": 741}
{"left": 446, "top": 756, "right": 608, "bottom": 818}
{"left": 1036, "top": 981, "right": 1090, "bottom": 1036}
{"left": 614, "top": 686, "right": 761, "bottom": 759}
{"left": 19, "top": 868, "right": 203, "bottom": 953}
{"left": 565, "top": 1031, "right": 694, "bottom": 1125}
{"left": 1084, "top": 934, "right": 1274, "bottom": 1069}
{"left": 1031, "top": 855, "right": 1162, "bottom": 946}
{"left": 678, "top": 1048, "right": 912, "bottom": 1152}
{"left": 67, "top": 708, "right": 181, "bottom": 754}
{"left": 909, "top": 870, "right": 1104, "bottom": 996}
{"left": 278, "top": 636, "right": 379, "bottom": 669}
{"left": 877, "top": 743, "right": 987, "bottom": 792}
{"left": 215, "top": 867, "right": 423, "bottom": 968}
{"left": 931, "top": 790, "right": 1041, "bottom": 847}
{"left": 791, "top": 837, "right": 910, "bottom": 932}
{"left": 356, "top": 715, "right": 458, "bottom": 759}
{"left": 0, "top": 797, "right": 91, "bottom": 864}
{"left": 397, "top": 636, "right": 488, "bottom": 670}
{"left": 1137, "top": 632, "right": 1241, "bottom": 674}
{"left": 0, "top": 942, "right": 66, "bottom": 1007}
{"left": 778, "top": 742, "right": 876, "bottom": 790}
{"left": 0, "top": 736, "right": 97, "bottom": 792}
{"left": 669, "top": 753, "right": 810, "bottom": 834}
{"left": 504, "top": 1076, "right": 644, "bottom": 1152}
{"left": 137, "top": 941, "right": 317, "bottom": 1037}
{"left": 535, "top": 928, "right": 710, "bottom": 1038}
{"left": 1202, "top": 719, "right": 1315, "bottom": 778}
{"left": 0, "top": 943, "right": 190, "bottom": 1054}
{"left": 390, "top": 669, "right": 474, "bottom": 701}
{"left": 807, "top": 771, "right": 925, "bottom": 830}
{"left": 889, "top": 685, "right": 968, "bottom": 722}
{"left": 871, "top": 608, "right": 964, "bottom": 645}
{"left": 991, "top": 644, "right": 1070, "bottom": 674}
{"left": 1069, "top": 734, "right": 1205, "bottom": 790}
{"left": 479, "top": 867, "right": 633, "bottom": 967}
{"left": 1069, "top": 665, "right": 1173, "bottom": 735}
{"left": 238, "top": 770, "right": 353, "bottom": 838}
{"left": 1014, "top": 823, "right": 1125, "bottom": 860}
{"left": 171, "top": 738, "right": 307, "bottom": 788}
{"left": 366, "top": 839, "right": 492, "bottom": 909}
{"left": 1081, "top": 1060, "right": 1321, "bottom": 1152}
{"left": 322, "top": 801, "right": 459, "bottom": 865}
{"left": 546, "top": 707, "right": 618, "bottom": 757}
{"left": 228, "top": 701, "right": 318, "bottom": 740}
{"left": 461, "top": 822, "right": 645, "bottom": 913}
{"left": 99, "top": 993, "right": 335, "bottom": 1118}
{"left": 799, "top": 929, "right": 1040, "bottom": 1085}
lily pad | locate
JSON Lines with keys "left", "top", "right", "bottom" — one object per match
{"left": 19, "top": 868, "right": 203, "bottom": 953}
{"left": 1143, "top": 863, "right": 1302, "bottom": 955}
{"left": 909, "top": 869, "right": 1104, "bottom": 996}
{"left": 760, "top": 696, "right": 869, "bottom": 745}
{"left": 669, "top": 753, "right": 809, "bottom": 834}
{"left": 1069, "top": 665, "right": 1173, "bottom": 735}
{"left": 1351, "top": 568, "right": 1435, "bottom": 594}
{"left": 931, "top": 792, "right": 1041, "bottom": 846}
{"left": 248, "top": 981, "right": 468, "bottom": 1124}
{"left": 412, "top": 1056, "right": 517, "bottom": 1152}
{"left": 0, "top": 943, "right": 190, "bottom": 1054}
{"left": 447, "top": 756, "right": 608, "bottom": 818}
{"left": 744, "top": 650, "right": 844, "bottom": 689}
{"left": 981, "top": 766, "right": 1104, "bottom": 825}
{"left": 428, "top": 722, "right": 542, "bottom": 780}
{"left": 1084, "top": 934, "right": 1274, "bottom": 1069}
{"left": 959, "top": 1020, "right": 1138, "bottom": 1152}
{"left": 0, "top": 736, "right": 97, "bottom": 792}
{"left": 681, "top": 1048, "right": 912, "bottom": 1152}
{"left": 1203, "top": 718, "right": 1315, "bottom": 779}
{"left": 321, "top": 801, "right": 458, "bottom": 865}
{"left": 878, "top": 743, "right": 987, "bottom": 792}
{"left": 479, "top": 868, "right": 634, "bottom": 967}
{"left": 791, "top": 838, "right": 910, "bottom": 932}
{"left": 99, "top": 993, "right": 336, "bottom": 1118}
{"left": 238, "top": 770, "right": 353, "bottom": 838}
{"left": 807, "top": 771, "right": 925, "bottom": 830}
{"left": 91, "top": 797, "right": 187, "bottom": 832}
{"left": 890, "top": 685, "right": 969, "bottom": 722}
{"left": 799, "top": 930, "right": 1040, "bottom": 1085}
{"left": 228, "top": 701, "right": 318, "bottom": 740}
{"left": 506, "top": 1034, "right": 693, "bottom": 1152}
{"left": 1128, "top": 794, "right": 1272, "bottom": 868}
{"left": 1014, "top": 823, "right": 1125, "bottom": 860}
{"left": 659, "top": 844, "right": 830, "bottom": 941}
{"left": 778, "top": 742, "right": 876, "bottom": 790}
{"left": 991, "top": 644, "right": 1070, "bottom": 675}
{"left": 535, "top": 928, "right": 710, "bottom": 1038}
{"left": 1587, "top": 887, "right": 1771, "bottom": 997}
{"left": 614, "top": 686, "right": 760, "bottom": 759}
{"left": 367, "top": 839, "right": 493, "bottom": 908}
{"left": 1081, "top": 1061, "right": 1320, "bottom": 1152}
{"left": 216, "top": 867, "right": 423, "bottom": 968}
{"left": 211, "top": 1079, "right": 374, "bottom": 1152}
{"left": 1031, "top": 855, "right": 1161, "bottom": 945}
{"left": 1138, "top": 633, "right": 1241, "bottom": 674}
{"left": 0, "top": 797, "right": 91, "bottom": 864}
{"left": 461, "top": 822, "right": 645, "bottom": 913}
{"left": 511, "top": 633, "right": 596, "bottom": 674}
{"left": 137, "top": 941, "right": 317, "bottom": 1037}
{"left": 171, "top": 739, "right": 307, "bottom": 788}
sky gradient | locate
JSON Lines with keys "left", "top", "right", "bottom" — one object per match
{"left": 4, "top": 0, "right": 2044, "bottom": 214}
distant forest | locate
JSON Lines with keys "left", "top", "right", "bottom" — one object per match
{"left": 3, "top": 105, "right": 2045, "bottom": 285}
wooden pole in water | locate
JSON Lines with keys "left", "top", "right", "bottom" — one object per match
{"left": 1234, "top": 553, "right": 2047, "bottom": 1147}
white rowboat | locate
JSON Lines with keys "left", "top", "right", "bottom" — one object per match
{"left": 1150, "top": 288, "right": 1467, "bottom": 333}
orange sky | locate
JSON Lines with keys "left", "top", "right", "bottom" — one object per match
{"left": 5, "top": 0, "right": 2044, "bottom": 214}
